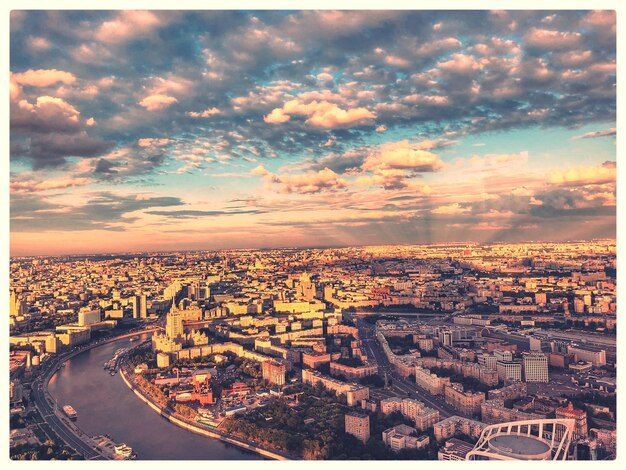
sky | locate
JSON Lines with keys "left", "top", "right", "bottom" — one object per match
{"left": 9, "top": 9, "right": 616, "bottom": 255}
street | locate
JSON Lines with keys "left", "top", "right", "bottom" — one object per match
{"left": 356, "top": 317, "right": 454, "bottom": 418}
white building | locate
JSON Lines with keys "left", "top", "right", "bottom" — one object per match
{"left": 523, "top": 353, "right": 549, "bottom": 383}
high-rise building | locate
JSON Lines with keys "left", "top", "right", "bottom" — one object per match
{"left": 345, "top": 412, "right": 370, "bottom": 444}
{"left": 523, "top": 352, "right": 549, "bottom": 382}
{"left": 132, "top": 296, "right": 140, "bottom": 319}
{"left": 165, "top": 307, "right": 184, "bottom": 340}
{"left": 496, "top": 360, "right": 522, "bottom": 382}
{"left": 78, "top": 309, "right": 101, "bottom": 326}
{"left": 262, "top": 360, "right": 286, "bottom": 386}
{"left": 140, "top": 294, "right": 147, "bottom": 318}
{"left": 494, "top": 350, "right": 513, "bottom": 362}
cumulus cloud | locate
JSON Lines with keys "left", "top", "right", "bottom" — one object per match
{"left": 137, "top": 138, "right": 173, "bottom": 147}
{"left": 549, "top": 162, "right": 616, "bottom": 186}
{"left": 11, "top": 96, "right": 81, "bottom": 133}
{"left": 524, "top": 28, "right": 582, "bottom": 49}
{"left": 265, "top": 98, "right": 376, "bottom": 129}
{"left": 186, "top": 107, "right": 221, "bottom": 118}
{"left": 95, "top": 10, "right": 163, "bottom": 44}
{"left": 138, "top": 94, "right": 178, "bottom": 111}
{"left": 12, "top": 69, "right": 76, "bottom": 87}
{"left": 265, "top": 167, "right": 348, "bottom": 194}
{"left": 250, "top": 164, "right": 270, "bottom": 176}
{"left": 362, "top": 140, "right": 444, "bottom": 173}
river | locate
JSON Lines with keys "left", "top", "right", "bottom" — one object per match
{"left": 47, "top": 333, "right": 261, "bottom": 460}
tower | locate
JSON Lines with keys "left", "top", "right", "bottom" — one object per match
{"left": 165, "top": 305, "right": 184, "bottom": 340}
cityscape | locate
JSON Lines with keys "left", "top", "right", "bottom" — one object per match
{"left": 8, "top": 8, "right": 618, "bottom": 463}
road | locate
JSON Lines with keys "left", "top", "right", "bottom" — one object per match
{"left": 355, "top": 317, "right": 454, "bottom": 418}
{"left": 28, "top": 327, "right": 161, "bottom": 460}
{"left": 31, "top": 354, "right": 105, "bottom": 460}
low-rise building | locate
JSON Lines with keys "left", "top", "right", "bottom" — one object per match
{"left": 444, "top": 384, "right": 485, "bottom": 417}
{"left": 382, "top": 424, "right": 429, "bottom": 452}
{"left": 414, "top": 366, "right": 451, "bottom": 396}
{"left": 438, "top": 438, "right": 475, "bottom": 460}
{"left": 433, "top": 416, "right": 486, "bottom": 441}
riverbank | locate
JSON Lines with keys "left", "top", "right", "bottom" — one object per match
{"left": 119, "top": 367, "right": 289, "bottom": 460}
{"left": 31, "top": 330, "right": 156, "bottom": 460}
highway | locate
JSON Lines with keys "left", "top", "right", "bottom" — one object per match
{"left": 31, "top": 354, "right": 105, "bottom": 460}
{"left": 29, "top": 327, "right": 160, "bottom": 460}
{"left": 355, "top": 317, "right": 454, "bottom": 419}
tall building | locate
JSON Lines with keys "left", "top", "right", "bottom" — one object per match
{"left": 262, "top": 360, "right": 286, "bottom": 386}
{"left": 345, "top": 413, "right": 370, "bottom": 444}
{"left": 523, "top": 353, "right": 549, "bottom": 383}
{"left": 494, "top": 350, "right": 513, "bottom": 362}
{"left": 139, "top": 294, "right": 147, "bottom": 318}
{"left": 132, "top": 295, "right": 140, "bottom": 319}
{"left": 165, "top": 306, "right": 184, "bottom": 340}
{"left": 78, "top": 309, "right": 101, "bottom": 326}
{"left": 496, "top": 360, "right": 522, "bottom": 381}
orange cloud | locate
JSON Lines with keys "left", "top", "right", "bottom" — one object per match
{"left": 12, "top": 69, "right": 76, "bottom": 87}
{"left": 11, "top": 177, "right": 94, "bottom": 192}
{"left": 362, "top": 140, "right": 443, "bottom": 172}
{"left": 525, "top": 28, "right": 582, "bottom": 49}
{"left": 265, "top": 99, "right": 376, "bottom": 129}
{"left": 186, "top": 107, "right": 221, "bottom": 118}
{"left": 549, "top": 162, "right": 616, "bottom": 186}
{"left": 432, "top": 202, "right": 470, "bottom": 215}
{"left": 138, "top": 94, "right": 178, "bottom": 111}
{"left": 95, "top": 10, "right": 162, "bottom": 44}
{"left": 264, "top": 167, "right": 348, "bottom": 194}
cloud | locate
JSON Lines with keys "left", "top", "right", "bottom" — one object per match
{"left": 95, "top": 10, "right": 163, "bottom": 44}
{"left": 145, "top": 208, "right": 267, "bottom": 218}
{"left": 524, "top": 28, "right": 582, "bottom": 49}
{"left": 431, "top": 202, "right": 471, "bottom": 215}
{"left": 11, "top": 176, "right": 94, "bottom": 193}
{"left": 469, "top": 151, "right": 529, "bottom": 167}
{"left": 265, "top": 98, "right": 376, "bottom": 129}
{"left": 11, "top": 96, "right": 81, "bottom": 133}
{"left": 138, "top": 94, "right": 178, "bottom": 111}
{"left": 11, "top": 191, "right": 185, "bottom": 232}
{"left": 437, "top": 54, "right": 483, "bottom": 74}
{"left": 137, "top": 138, "right": 173, "bottom": 147}
{"left": 186, "top": 107, "right": 221, "bottom": 118}
{"left": 12, "top": 69, "right": 76, "bottom": 87}
{"left": 362, "top": 140, "right": 444, "bottom": 172}
{"left": 264, "top": 108, "right": 291, "bottom": 124}
{"left": 21, "top": 132, "right": 115, "bottom": 169}
{"left": 250, "top": 164, "right": 270, "bottom": 176}
{"left": 263, "top": 167, "right": 348, "bottom": 194}
{"left": 571, "top": 128, "right": 616, "bottom": 140}
{"left": 549, "top": 162, "right": 616, "bottom": 186}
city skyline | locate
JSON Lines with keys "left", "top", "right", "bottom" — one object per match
{"left": 10, "top": 10, "right": 616, "bottom": 255}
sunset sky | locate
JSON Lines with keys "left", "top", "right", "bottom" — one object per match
{"left": 9, "top": 10, "right": 616, "bottom": 255}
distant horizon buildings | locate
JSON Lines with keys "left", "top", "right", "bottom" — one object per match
{"left": 9, "top": 237, "right": 618, "bottom": 258}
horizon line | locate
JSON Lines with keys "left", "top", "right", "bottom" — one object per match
{"left": 9, "top": 238, "right": 617, "bottom": 259}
